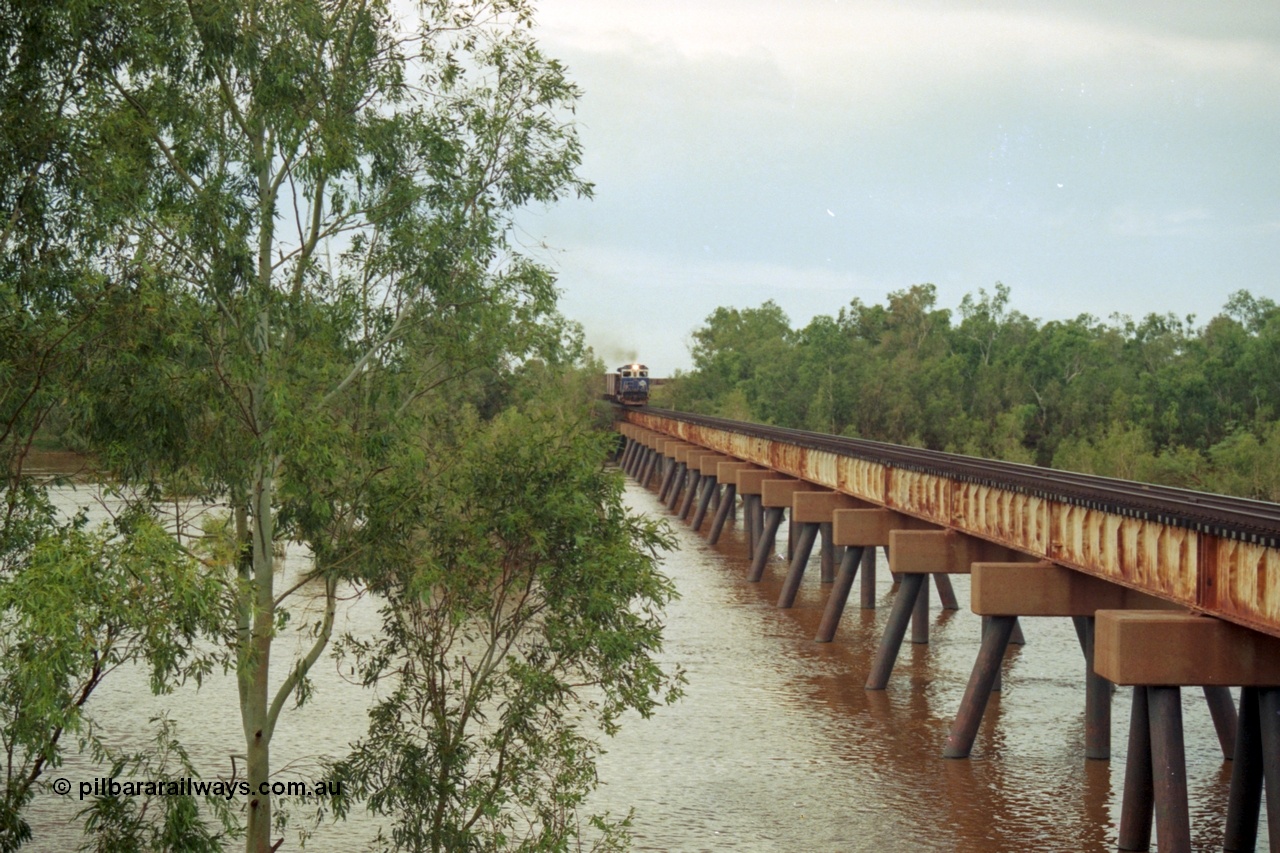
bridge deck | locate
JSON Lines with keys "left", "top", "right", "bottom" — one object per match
{"left": 624, "top": 407, "right": 1280, "bottom": 639}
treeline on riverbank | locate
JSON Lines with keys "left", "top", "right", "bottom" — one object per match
{"left": 661, "top": 284, "right": 1280, "bottom": 502}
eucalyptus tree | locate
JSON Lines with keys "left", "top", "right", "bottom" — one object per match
{"left": 21, "top": 0, "right": 595, "bottom": 849}
{"left": 330, "top": 370, "right": 680, "bottom": 852}
{"left": 0, "top": 5, "right": 231, "bottom": 849}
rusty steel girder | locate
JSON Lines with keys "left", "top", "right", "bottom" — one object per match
{"left": 624, "top": 408, "right": 1280, "bottom": 639}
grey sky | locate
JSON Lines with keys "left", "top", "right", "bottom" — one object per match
{"left": 518, "top": 1, "right": 1280, "bottom": 374}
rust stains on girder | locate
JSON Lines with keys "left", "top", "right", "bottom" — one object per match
{"left": 1204, "top": 538, "right": 1280, "bottom": 631}
{"left": 1047, "top": 501, "right": 1199, "bottom": 608}
{"left": 622, "top": 410, "right": 1280, "bottom": 638}
{"left": 886, "top": 469, "right": 950, "bottom": 520}
{"left": 952, "top": 481, "right": 1051, "bottom": 556}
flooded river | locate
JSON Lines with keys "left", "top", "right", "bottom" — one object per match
{"left": 23, "top": 477, "right": 1257, "bottom": 851}
{"left": 586, "top": 480, "right": 1253, "bottom": 853}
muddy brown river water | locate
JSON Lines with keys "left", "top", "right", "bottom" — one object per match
{"left": 24, "top": 478, "right": 1260, "bottom": 851}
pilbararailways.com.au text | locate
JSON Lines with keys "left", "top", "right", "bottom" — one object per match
{"left": 51, "top": 777, "right": 342, "bottom": 802}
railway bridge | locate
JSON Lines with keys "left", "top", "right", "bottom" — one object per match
{"left": 614, "top": 406, "right": 1280, "bottom": 853}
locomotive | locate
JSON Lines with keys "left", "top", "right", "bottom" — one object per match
{"left": 604, "top": 363, "right": 650, "bottom": 406}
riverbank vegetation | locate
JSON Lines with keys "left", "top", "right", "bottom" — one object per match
{"left": 665, "top": 284, "right": 1280, "bottom": 501}
{"left": 1, "top": 1, "right": 677, "bottom": 851}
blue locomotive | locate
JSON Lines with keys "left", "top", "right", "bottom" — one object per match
{"left": 605, "top": 363, "right": 650, "bottom": 406}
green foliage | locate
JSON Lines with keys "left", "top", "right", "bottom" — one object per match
{"left": 77, "top": 717, "right": 237, "bottom": 853}
{"left": 329, "top": 381, "right": 680, "bottom": 853}
{"left": 4, "top": 0, "right": 629, "bottom": 850}
{"left": 0, "top": 508, "right": 224, "bottom": 851}
{"left": 670, "top": 287, "right": 1280, "bottom": 498}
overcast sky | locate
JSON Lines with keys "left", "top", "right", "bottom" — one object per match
{"left": 516, "top": 1, "right": 1280, "bottom": 374}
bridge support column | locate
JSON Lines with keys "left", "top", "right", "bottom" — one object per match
{"left": 868, "top": 530, "right": 1023, "bottom": 689}
{"left": 1223, "top": 686, "right": 1280, "bottom": 852}
{"left": 819, "top": 522, "right": 836, "bottom": 583}
{"left": 1203, "top": 685, "right": 1238, "bottom": 760}
{"left": 689, "top": 453, "right": 734, "bottom": 531}
{"left": 816, "top": 546, "right": 866, "bottom": 642}
{"left": 827, "top": 509, "right": 940, "bottom": 641}
{"left": 708, "top": 483, "right": 736, "bottom": 544}
{"left": 657, "top": 457, "right": 675, "bottom": 501}
{"left": 934, "top": 574, "right": 959, "bottom": 610}
{"left": 866, "top": 573, "right": 925, "bottom": 690}
{"left": 778, "top": 523, "right": 820, "bottom": 608}
{"left": 943, "top": 615, "right": 1017, "bottom": 756}
{"left": 655, "top": 443, "right": 679, "bottom": 502}
{"left": 640, "top": 445, "right": 659, "bottom": 489}
{"left": 620, "top": 436, "right": 638, "bottom": 474}
{"left": 1071, "top": 616, "right": 1111, "bottom": 760}
{"left": 748, "top": 507, "right": 786, "bottom": 583}
{"left": 708, "top": 462, "right": 754, "bottom": 545}
{"left": 665, "top": 461, "right": 687, "bottom": 510}
{"left": 1098, "top": 611, "right": 1280, "bottom": 851}
{"left": 742, "top": 494, "right": 760, "bottom": 554}
{"left": 690, "top": 475, "right": 717, "bottom": 531}
{"left": 678, "top": 468, "right": 702, "bottom": 521}
{"left": 1119, "top": 684, "right": 1154, "bottom": 851}
{"left": 861, "top": 548, "right": 877, "bottom": 609}
{"left": 667, "top": 445, "right": 700, "bottom": 511}
{"left": 778, "top": 492, "right": 869, "bottom": 609}
{"left": 746, "top": 478, "right": 817, "bottom": 581}
{"left": 634, "top": 442, "right": 652, "bottom": 479}
{"left": 1118, "top": 686, "right": 1191, "bottom": 853}
{"left": 912, "top": 573, "right": 931, "bottom": 644}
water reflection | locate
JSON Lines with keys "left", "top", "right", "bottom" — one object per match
{"left": 587, "top": 480, "right": 1261, "bottom": 853}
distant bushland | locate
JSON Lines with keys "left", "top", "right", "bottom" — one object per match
{"left": 666, "top": 284, "right": 1280, "bottom": 502}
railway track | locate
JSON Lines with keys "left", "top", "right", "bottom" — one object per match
{"left": 634, "top": 406, "right": 1280, "bottom": 548}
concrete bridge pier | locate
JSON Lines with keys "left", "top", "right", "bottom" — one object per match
{"left": 735, "top": 469, "right": 775, "bottom": 558}
{"left": 942, "top": 561, "right": 1176, "bottom": 760}
{"left": 639, "top": 441, "right": 660, "bottom": 488}
{"left": 747, "top": 478, "right": 815, "bottom": 582}
{"left": 677, "top": 463, "right": 702, "bottom": 520}
{"left": 1096, "top": 611, "right": 1280, "bottom": 853}
{"left": 656, "top": 440, "right": 688, "bottom": 503}
{"left": 819, "top": 509, "right": 937, "bottom": 641}
{"left": 708, "top": 461, "right": 754, "bottom": 544}
{"left": 690, "top": 453, "right": 732, "bottom": 531}
{"left": 777, "top": 492, "right": 868, "bottom": 608}
{"left": 665, "top": 445, "right": 696, "bottom": 511}
{"left": 867, "top": 530, "right": 1026, "bottom": 690}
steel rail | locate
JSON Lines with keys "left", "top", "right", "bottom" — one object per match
{"left": 633, "top": 406, "right": 1280, "bottom": 548}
